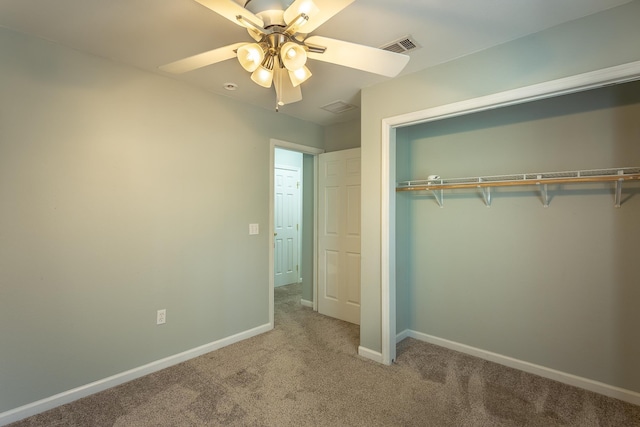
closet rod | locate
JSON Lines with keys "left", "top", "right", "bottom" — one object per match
{"left": 396, "top": 167, "right": 640, "bottom": 207}
{"left": 396, "top": 173, "right": 640, "bottom": 192}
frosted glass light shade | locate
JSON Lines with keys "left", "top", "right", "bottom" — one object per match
{"left": 297, "top": 0, "right": 319, "bottom": 16}
{"left": 251, "top": 65, "right": 274, "bottom": 88}
{"left": 284, "top": 0, "right": 319, "bottom": 27}
{"left": 237, "top": 43, "right": 264, "bottom": 72}
{"left": 288, "top": 65, "right": 312, "bottom": 87}
{"left": 281, "top": 42, "right": 307, "bottom": 71}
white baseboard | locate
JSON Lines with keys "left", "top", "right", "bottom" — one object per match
{"left": 300, "top": 299, "right": 313, "bottom": 308}
{"left": 358, "top": 346, "right": 383, "bottom": 364}
{"left": 396, "top": 329, "right": 410, "bottom": 343}
{"left": 0, "top": 323, "right": 273, "bottom": 427}
{"left": 399, "top": 329, "right": 640, "bottom": 407}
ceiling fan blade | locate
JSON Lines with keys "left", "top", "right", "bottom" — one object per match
{"left": 284, "top": 0, "right": 354, "bottom": 34}
{"left": 306, "top": 36, "right": 409, "bottom": 77}
{"left": 274, "top": 66, "right": 303, "bottom": 105}
{"left": 159, "top": 42, "right": 246, "bottom": 74}
{"left": 194, "top": 0, "right": 264, "bottom": 29}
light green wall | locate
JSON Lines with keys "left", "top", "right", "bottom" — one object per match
{"left": 361, "top": 1, "right": 640, "bottom": 359}
{"left": 275, "top": 147, "right": 303, "bottom": 169}
{"left": 394, "top": 130, "right": 411, "bottom": 335}
{"left": 324, "top": 119, "right": 361, "bottom": 152}
{"left": 396, "top": 80, "right": 640, "bottom": 392}
{"left": 0, "top": 27, "right": 323, "bottom": 413}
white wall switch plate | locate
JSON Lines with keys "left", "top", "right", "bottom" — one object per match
{"left": 249, "top": 223, "right": 259, "bottom": 235}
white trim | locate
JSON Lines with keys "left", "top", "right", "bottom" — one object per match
{"left": 269, "top": 144, "right": 275, "bottom": 328}
{"left": 380, "top": 126, "right": 396, "bottom": 365}
{"left": 312, "top": 154, "right": 319, "bottom": 312}
{"left": 385, "top": 60, "right": 640, "bottom": 128}
{"left": 300, "top": 299, "right": 313, "bottom": 308}
{"left": 395, "top": 329, "right": 410, "bottom": 343}
{"left": 358, "top": 346, "right": 384, "bottom": 364}
{"left": 0, "top": 323, "right": 272, "bottom": 426}
{"left": 399, "top": 330, "right": 640, "bottom": 407}
{"left": 270, "top": 139, "right": 324, "bottom": 156}
{"left": 379, "top": 60, "right": 640, "bottom": 370}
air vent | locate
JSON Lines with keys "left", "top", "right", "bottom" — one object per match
{"left": 321, "top": 100, "right": 358, "bottom": 114}
{"left": 381, "top": 35, "right": 421, "bottom": 54}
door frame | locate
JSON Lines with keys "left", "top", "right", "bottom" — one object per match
{"left": 269, "top": 139, "right": 324, "bottom": 328}
{"left": 379, "top": 60, "right": 640, "bottom": 365}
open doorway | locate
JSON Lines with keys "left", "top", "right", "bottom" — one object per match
{"left": 269, "top": 139, "right": 324, "bottom": 328}
{"left": 274, "top": 148, "right": 302, "bottom": 290}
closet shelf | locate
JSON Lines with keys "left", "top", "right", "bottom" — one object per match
{"left": 396, "top": 167, "right": 640, "bottom": 208}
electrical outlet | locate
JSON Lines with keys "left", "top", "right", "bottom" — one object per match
{"left": 156, "top": 309, "right": 166, "bottom": 325}
{"left": 249, "top": 223, "right": 259, "bottom": 235}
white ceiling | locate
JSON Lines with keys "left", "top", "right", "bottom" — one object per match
{"left": 0, "top": 0, "right": 632, "bottom": 125}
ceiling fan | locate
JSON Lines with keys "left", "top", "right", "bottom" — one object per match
{"left": 160, "top": 0, "right": 410, "bottom": 110}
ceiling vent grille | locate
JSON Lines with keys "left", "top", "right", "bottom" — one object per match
{"left": 321, "top": 100, "right": 358, "bottom": 114}
{"left": 381, "top": 35, "right": 421, "bottom": 54}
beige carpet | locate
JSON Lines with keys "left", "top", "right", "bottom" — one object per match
{"left": 9, "top": 283, "right": 640, "bottom": 426}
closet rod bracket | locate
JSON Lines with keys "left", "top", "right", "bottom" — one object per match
{"left": 537, "top": 175, "right": 550, "bottom": 207}
{"left": 432, "top": 189, "right": 443, "bottom": 208}
{"left": 479, "top": 178, "right": 491, "bottom": 207}
{"left": 615, "top": 169, "right": 624, "bottom": 208}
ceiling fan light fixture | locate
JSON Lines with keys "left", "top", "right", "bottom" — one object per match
{"left": 284, "top": 0, "right": 319, "bottom": 27}
{"left": 237, "top": 43, "right": 265, "bottom": 72}
{"left": 298, "top": 0, "right": 319, "bottom": 16}
{"left": 284, "top": 13, "right": 310, "bottom": 35}
{"left": 251, "top": 54, "right": 275, "bottom": 88}
{"left": 235, "top": 14, "right": 266, "bottom": 33}
{"left": 252, "top": 65, "right": 274, "bottom": 88}
{"left": 280, "top": 42, "right": 307, "bottom": 71}
{"left": 247, "top": 27, "right": 263, "bottom": 42}
{"left": 252, "top": 64, "right": 274, "bottom": 88}
{"left": 273, "top": 67, "right": 285, "bottom": 107}
{"left": 288, "top": 65, "right": 312, "bottom": 87}
{"left": 161, "top": 0, "right": 408, "bottom": 110}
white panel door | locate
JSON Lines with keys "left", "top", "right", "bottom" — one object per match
{"left": 274, "top": 166, "right": 300, "bottom": 287}
{"left": 318, "top": 148, "right": 361, "bottom": 324}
